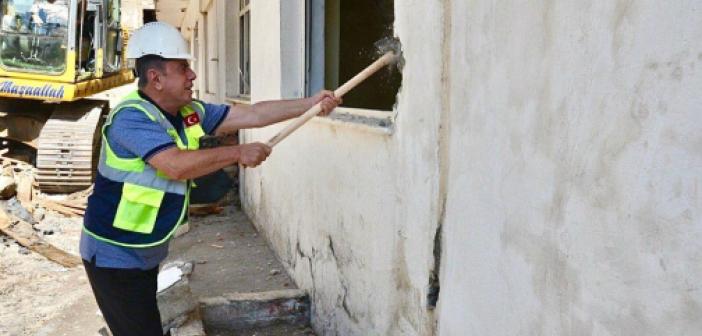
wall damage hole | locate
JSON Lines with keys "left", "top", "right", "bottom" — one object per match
{"left": 427, "top": 223, "right": 441, "bottom": 309}
{"left": 308, "top": 0, "right": 402, "bottom": 111}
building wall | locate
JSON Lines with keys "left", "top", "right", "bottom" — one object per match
{"left": 174, "top": 0, "right": 238, "bottom": 104}
{"left": 242, "top": 1, "right": 442, "bottom": 334}
{"left": 437, "top": 1, "right": 702, "bottom": 335}
{"left": 167, "top": 0, "right": 702, "bottom": 335}
{"left": 121, "top": 0, "right": 153, "bottom": 30}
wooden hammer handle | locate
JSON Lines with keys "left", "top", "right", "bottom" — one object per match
{"left": 266, "top": 51, "right": 396, "bottom": 147}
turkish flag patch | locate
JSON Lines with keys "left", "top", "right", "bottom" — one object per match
{"left": 184, "top": 113, "right": 200, "bottom": 127}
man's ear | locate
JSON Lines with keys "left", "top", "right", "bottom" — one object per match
{"left": 148, "top": 69, "right": 162, "bottom": 90}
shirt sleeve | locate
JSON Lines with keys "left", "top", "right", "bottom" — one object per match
{"left": 106, "top": 107, "right": 176, "bottom": 161}
{"left": 198, "top": 100, "right": 230, "bottom": 135}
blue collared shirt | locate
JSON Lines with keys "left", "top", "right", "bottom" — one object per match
{"left": 80, "top": 94, "right": 228, "bottom": 270}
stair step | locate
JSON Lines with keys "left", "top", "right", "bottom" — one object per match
{"left": 200, "top": 289, "right": 310, "bottom": 333}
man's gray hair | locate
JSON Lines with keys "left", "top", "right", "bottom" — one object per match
{"left": 135, "top": 55, "right": 166, "bottom": 89}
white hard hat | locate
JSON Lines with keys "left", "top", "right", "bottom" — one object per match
{"left": 127, "top": 21, "right": 192, "bottom": 60}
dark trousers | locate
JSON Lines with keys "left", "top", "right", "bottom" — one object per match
{"left": 83, "top": 258, "right": 167, "bottom": 336}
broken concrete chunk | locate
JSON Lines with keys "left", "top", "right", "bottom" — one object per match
{"left": 174, "top": 222, "right": 190, "bottom": 238}
{"left": 158, "top": 267, "right": 184, "bottom": 293}
{"left": 157, "top": 261, "right": 198, "bottom": 333}
{"left": 32, "top": 207, "right": 46, "bottom": 222}
{"left": 170, "top": 311, "right": 206, "bottom": 336}
{"left": 161, "top": 260, "right": 194, "bottom": 276}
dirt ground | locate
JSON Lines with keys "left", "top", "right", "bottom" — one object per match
{"left": 0, "top": 198, "right": 88, "bottom": 336}
{"left": 0, "top": 84, "right": 314, "bottom": 336}
{"left": 0, "top": 192, "right": 310, "bottom": 336}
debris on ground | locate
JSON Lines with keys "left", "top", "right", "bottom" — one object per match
{"left": 157, "top": 261, "right": 204, "bottom": 335}
{"left": 0, "top": 174, "right": 16, "bottom": 199}
{"left": 36, "top": 198, "right": 86, "bottom": 217}
{"left": 0, "top": 168, "right": 314, "bottom": 335}
{"left": 0, "top": 200, "right": 81, "bottom": 268}
{"left": 190, "top": 203, "right": 225, "bottom": 216}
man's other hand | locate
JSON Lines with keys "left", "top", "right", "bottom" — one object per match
{"left": 238, "top": 142, "right": 272, "bottom": 168}
{"left": 313, "top": 90, "right": 342, "bottom": 116}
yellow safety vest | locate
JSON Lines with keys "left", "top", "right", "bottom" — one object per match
{"left": 83, "top": 91, "right": 206, "bottom": 247}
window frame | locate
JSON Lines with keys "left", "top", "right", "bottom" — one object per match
{"left": 204, "top": 10, "right": 218, "bottom": 95}
{"left": 225, "top": 0, "right": 250, "bottom": 101}
{"left": 104, "top": 0, "right": 121, "bottom": 73}
{"left": 239, "top": 2, "right": 250, "bottom": 97}
{"left": 191, "top": 21, "right": 200, "bottom": 99}
{"left": 305, "top": 0, "right": 398, "bottom": 130}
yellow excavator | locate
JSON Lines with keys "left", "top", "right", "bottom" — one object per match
{"left": 0, "top": 0, "right": 133, "bottom": 193}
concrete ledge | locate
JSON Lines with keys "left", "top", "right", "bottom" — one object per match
{"left": 158, "top": 261, "right": 197, "bottom": 332}
{"left": 170, "top": 311, "right": 206, "bottom": 336}
{"left": 200, "top": 289, "right": 309, "bottom": 331}
{"left": 313, "top": 112, "right": 395, "bottom": 135}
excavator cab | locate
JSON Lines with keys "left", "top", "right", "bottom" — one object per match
{"left": 0, "top": 0, "right": 69, "bottom": 75}
{"left": 0, "top": 0, "right": 134, "bottom": 193}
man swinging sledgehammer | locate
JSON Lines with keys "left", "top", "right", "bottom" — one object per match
{"left": 79, "top": 21, "right": 341, "bottom": 336}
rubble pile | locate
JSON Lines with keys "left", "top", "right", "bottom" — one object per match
{"left": 0, "top": 159, "right": 86, "bottom": 267}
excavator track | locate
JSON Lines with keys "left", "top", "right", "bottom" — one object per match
{"left": 35, "top": 100, "right": 108, "bottom": 193}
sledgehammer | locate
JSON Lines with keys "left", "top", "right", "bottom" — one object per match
{"left": 266, "top": 38, "right": 402, "bottom": 147}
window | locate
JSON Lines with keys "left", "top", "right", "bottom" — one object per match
{"left": 307, "top": 0, "right": 400, "bottom": 111}
{"left": 0, "top": 0, "right": 69, "bottom": 74}
{"left": 191, "top": 22, "right": 199, "bottom": 98}
{"left": 204, "top": 11, "right": 217, "bottom": 95}
{"left": 142, "top": 8, "right": 155, "bottom": 24}
{"left": 226, "top": 0, "right": 250, "bottom": 99}
{"left": 76, "top": 0, "right": 116, "bottom": 77}
{"left": 238, "top": 1, "right": 250, "bottom": 97}
{"left": 104, "top": 0, "right": 121, "bottom": 73}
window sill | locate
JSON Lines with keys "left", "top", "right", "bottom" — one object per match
{"left": 225, "top": 95, "right": 251, "bottom": 105}
{"left": 312, "top": 107, "right": 395, "bottom": 135}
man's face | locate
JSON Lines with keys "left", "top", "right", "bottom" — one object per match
{"left": 157, "top": 59, "right": 196, "bottom": 108}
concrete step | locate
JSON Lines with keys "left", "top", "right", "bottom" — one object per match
{"left": 163, "top": 203, "right": 316, "bottom": 335}
{"left": 207, "top": 324, "right": 316, "bottom": 336}
{"left": 160, "top": 264, "right": 313, "bottom": 335}
{"left": 200, "top": 289, "right": 310, "bottom": 334}
{"left": 170, "top": 311, "right": 206, "bottom": 336}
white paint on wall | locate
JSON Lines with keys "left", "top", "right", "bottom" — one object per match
{"left": 438, "top": 1, "right": 702, "bottom": 335}
{"left": 242, "top": 1, "right": 443, "bottom": 335}
{"left": 168, "top": 0, "right": 702, "bottom": 335}
{"left": 279, "top": 1, "right": 306, "bottom": 99}
{"left": 250, "top": 0, "right": 282, "bottom": 101}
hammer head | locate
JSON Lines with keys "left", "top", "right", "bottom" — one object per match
{"left": 374, "top": 36, "right": 404, "bottom": 70}
{"left": 374, "top": 36, "right": 401, "bottom": 55}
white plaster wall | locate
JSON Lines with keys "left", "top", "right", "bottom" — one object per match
{"left": 199, "top": 0, "right": 218, "bottom": 103}
{"left": 241, "top": 0, "right": 444, "bottom": 335}
{"left": 438, "top": 1, "right": 702, "bottom": 335}
{"left": 279, "top": 1, "right": 306, "bottom": 99}
{"left": 175, "top": 0, "right": 701, "bottom": 334}
{"left": 250, "top": 0, "right": 282, "bottom": 101}
{"left": 176, "top": 0, "right": 230, "bottom": 104}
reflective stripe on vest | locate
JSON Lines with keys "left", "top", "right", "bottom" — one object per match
{"left": 97, "top": 92, "right": 206, "bottom": 194}
{"left": 85, "top": 91, "right": 206, "bottom": 248}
